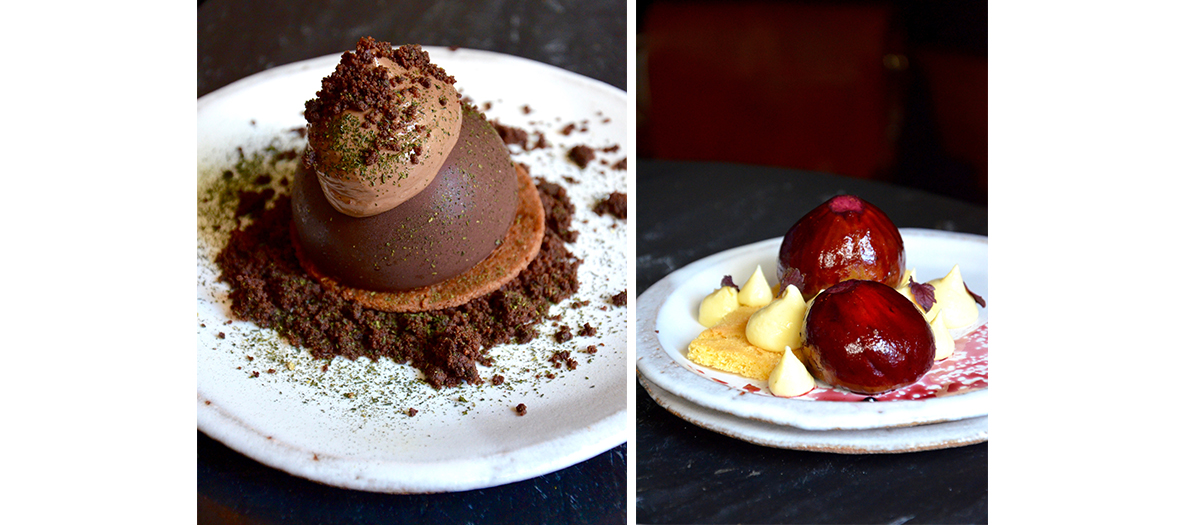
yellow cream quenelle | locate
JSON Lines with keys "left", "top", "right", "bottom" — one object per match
{"left": 737, "top": 265, "right": 774, "bottom": 307}
{"left": 698, "top": 265, "right": 775, "bottom": 327}
{"left": 698, "top": 286, "right": 740, "bottom": 327}
{"left": 745, "top": 284, "right": 807, "bottom": 353}
{"left": 767, "top": 347, "right": 815, "bottom": 397}
{"left": 930, "top": 309, "right": 956, "bottom": 361}
{"left": 926, "top": 264, "right": 979, "bottom": 329}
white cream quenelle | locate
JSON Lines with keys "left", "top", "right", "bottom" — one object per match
{"left": 306, "top": 46, "right": 463, "bottom": 217}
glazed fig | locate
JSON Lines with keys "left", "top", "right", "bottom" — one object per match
{"left": 802, "top": 280, "right": 935, "bottom": 395}
{"left": 777, "top": 195, "right": 905, "bottom": 299}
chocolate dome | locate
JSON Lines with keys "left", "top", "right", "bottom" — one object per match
{"left": 291, "top": 104, "right": 519, "bottom": 292}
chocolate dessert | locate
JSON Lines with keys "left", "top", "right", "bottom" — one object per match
{"left": 207, "top": 38, "right": 607, "bottom": 388}
{"left": 290, "top": 38, "right": 545, "bottom": 311}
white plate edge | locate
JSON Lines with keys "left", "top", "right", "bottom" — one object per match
{"left": 636, "top": 229, "right": 989, "bottom": 431}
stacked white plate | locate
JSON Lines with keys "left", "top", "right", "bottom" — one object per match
{"left": 636, "top": 230, "right": 989, "bottom": 453}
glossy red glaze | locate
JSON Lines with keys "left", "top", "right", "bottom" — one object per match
{"left": 776, "top": 195, "right": 905, "bottom": 299}
{"left": 803, "top": 280, "right": 935, "bottom": 395}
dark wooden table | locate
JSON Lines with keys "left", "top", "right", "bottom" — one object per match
{"left": 198, "top": 1, "right": 625, "bottom": 523}
{"left": 636, "top": 159, "right": 988, "bottom": 524}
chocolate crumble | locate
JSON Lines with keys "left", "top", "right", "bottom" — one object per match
{"left": 554, "top": 325, "right": 573, "bottom": 343}
{"left": 303, "top": 38, "right": 456, "bottom": 170}
{"left": 610, "top": 290, "right": 627, "bottom": 307}
{"left": 578, "top": 323, "right": 597, "bottom": 337}
{"left": 593, "top": 192, "right": 627, "bottom": 220}
{"left": 536, "top": 178, "right": 579, "bottom": 243}
{"left": 214, "top": 170, "right": 583, "bottom": 389}
{"left": 568, "top": 145, "right": 595, "bottom": 169}
{"left": 492, "top": 121, "right": 529, "bottom": 148}
{"left": 549, "top": 350, "right": 577, "bottom": 370}
{"left": 515, "top": 403, "right": 527, "bottom": 415}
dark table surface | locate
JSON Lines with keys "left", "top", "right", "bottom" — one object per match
{"left": 198, "top": 1, "right": 626, "bottom": 523}
{"left": 635, "top": 159, "right": 988, "bottom": 524}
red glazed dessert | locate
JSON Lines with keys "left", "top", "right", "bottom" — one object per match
{"left": 802, "top": 279, "right": 935, "bottom": 395}
{"left": 777, "top": 195, "right": 905, "bottom": 299}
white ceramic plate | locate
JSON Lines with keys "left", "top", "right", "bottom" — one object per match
{"left": 640, "top": 375, "right": 987, "bottom": 453}
{"left": 197, "top": 48, "right": 628, "bottom": 493}
{"left": 636, "top": 229, "right": 988, "bottom": 431}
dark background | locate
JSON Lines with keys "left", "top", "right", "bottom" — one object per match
{"left": 198, "top": 0, "right": 626, "bottom": 96}
{"left": 636, "top": 0, "right": 987, "bottom": 205}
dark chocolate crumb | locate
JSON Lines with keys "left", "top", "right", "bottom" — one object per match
{"left": 593, "top": 192, "right": 627, "bottom": 220}
{"left": 611, "top": 158, "right": 627, "bottom": 171}
{"left": 234, "top": 188, "right": 275, "bottom": 219}
{"left": 610, "top": 290, "right": 627, "bottom": 307}
{"left": 549, "top": 350, "right": 577, "bottom": 370}
{"left": 408, "top": 408, "right": 419, "bottom": 416}
{"left": 491, "top": 374, "right": 505, "bottom": 386}
{"left": 568, "top": 145, "right": 595, "bottom": 169}
{"left": 492, "top": 120, "right": 529, "bottom": 148}
{"left": 559, "top": 123, "right": 577, "bottom": 136}
{"left": 515, "top": 403, "right": 527, "bottom": 415}
{"left": 578, "top": 323, "right": 597, "bottom": 337}
{"left": 535, "top": 178, "right": 579, "bottom": 243}
{"left": 554, "top": 325, "right": 573, "bottom": 343}
{"left": 217, "top": 332, "right": 226, "bottom": 339}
